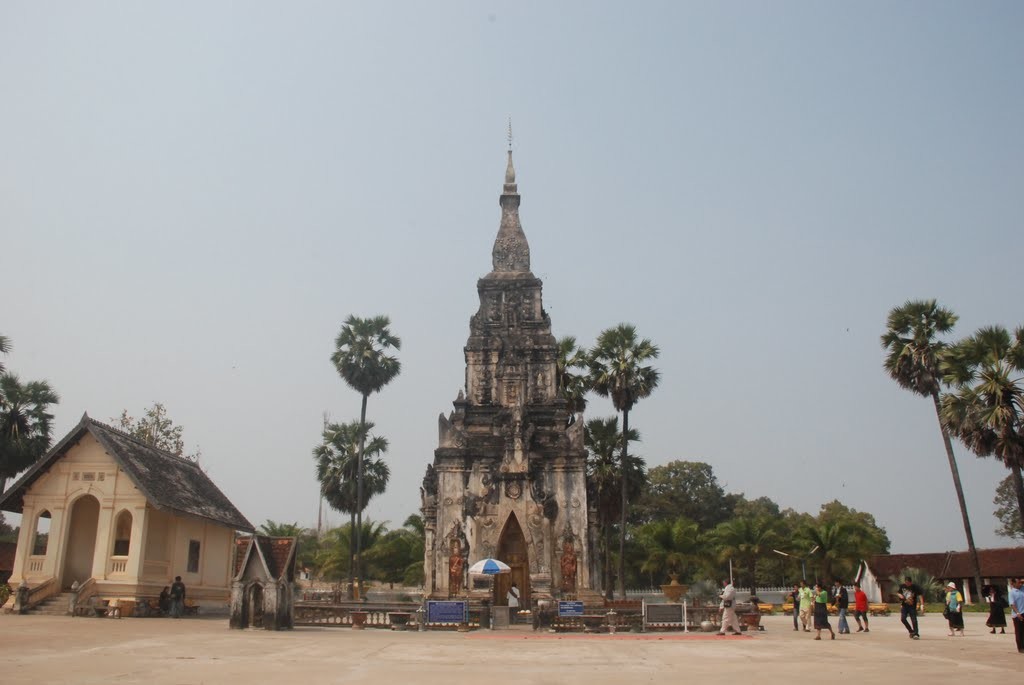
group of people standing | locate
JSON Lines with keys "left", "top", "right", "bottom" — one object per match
{"left": 789, "top": 579, "right": 868, "bottom": 640}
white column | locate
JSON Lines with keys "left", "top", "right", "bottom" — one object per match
{"left": 10, "top": 506, "right": 36, "bottom": 584}
{"left": 91, "top": 504, "right": 114, "bottom": 579}
{"left": 128, "top": 506, "right": 148, "bottom": 582}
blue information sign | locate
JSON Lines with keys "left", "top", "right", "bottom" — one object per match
{"left": 558, "top": 601, "right": 585, "bottom": 617}
{"left": 427, "top": 600, "right": 468, "bottom": 624}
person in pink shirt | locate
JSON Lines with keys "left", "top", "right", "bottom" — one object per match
{"left": 853, "top": 581, "right": 869, "bottom": 633}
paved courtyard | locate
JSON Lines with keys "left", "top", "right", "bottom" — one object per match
{"left": 1, "top": 613, "right": 1020, "bottom": 684}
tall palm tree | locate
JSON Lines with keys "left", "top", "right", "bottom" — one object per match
{"left": 882, "top": 299, "right": 983, "bottom": 598}
{"left": 314, "top": 420, "right": 390, "bottom": 596}
{"left": 589, "top": 324, "right": 659, "bottom": 598}
{"left": 331, "top": 314, "right": 401, "bottom": 596}
{"left": 941, "top": 325, "right": 1024, "bottom": 532}
{"left": 796, "top": 519, "right": 879, "bottom": 583}
{"left": 709, "top": 515, "right": 779, "bottom": 593}
{"left": 0, "top": 373, "right": 60, "bottom": 494}
{"left": 555, "top": 336, "right": 590, "bottom": 424}
{"left": 584, "top": 417, "right": 645, "bottom": 598}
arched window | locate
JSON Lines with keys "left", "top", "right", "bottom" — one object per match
{"left": 32, "top": 510, "right": 51, "bottom": 556}
{"left": 113, "top": 510, "right": 132, "bottom": 556}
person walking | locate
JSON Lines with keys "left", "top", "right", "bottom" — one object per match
{"left": 813, "top": 582, "right": 835, "bottom": 640}
{"left": 944, "top": 581, "right": 965, "bottom": 636}
{"left": 853, "top": 581, "right": 869, "bottom": 633}
{"left": 169, "top": 576, "right": 186, "bottom": 619}
{"left": 798, "top": 581, "right": 815, "bottom": 632}
{"left": 790, "top": 583, "right": 802, "bottom": 631}
{"left": 898, "top": 576, "right": 925, "bottom": 639}
{"left": 718, "top": 578, "right": 741, "bottom": 636}
{"left": 833, "top": 579, "right": 850, "bottom": 634}
{"left": 1009, "top": 577, "right": 1024, "bottom": 654}
{"left": 986, "top": 585, "right": 1008, "bottom": 634}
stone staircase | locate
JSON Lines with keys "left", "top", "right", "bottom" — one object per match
{"left": 26, "top": 592, "right": 74, "bottom": 616}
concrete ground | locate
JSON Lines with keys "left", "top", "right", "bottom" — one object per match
{"left": 0, "top": 613, "right": 1020, "bottom": 684}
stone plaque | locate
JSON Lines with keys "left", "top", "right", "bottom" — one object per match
{"left": 558, "top": 601, "right": 584, "bottom": 617}
{"left": 645, "top": 603, "right": 684, "bottom": 624}
{"left": 427, "top": 600, "right": 468, "bottom": 624}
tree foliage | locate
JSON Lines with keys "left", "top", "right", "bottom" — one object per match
{"left": 993, "top": 474, "right": 1023, "bottom": 540}
{"left": 1, "top": 358, "right": 59, "bottom": 491}
{"left": 632, "top": 461, "right": 738, "bottom": 529}
{"left": 941, "top": 324, "right": 1024, "bottom": 533}
{"left": 111, "top": 403, "right": 200, "bottom": 460}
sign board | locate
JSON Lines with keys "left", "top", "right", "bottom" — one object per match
{"left": 427, "top": 600, "right": 468, "bottom": 624}
{"left": 558, "top": 601, "right": 585, "bottom": 617}
{"left": 645, "top": 603, "right": 684, "bottom": 624}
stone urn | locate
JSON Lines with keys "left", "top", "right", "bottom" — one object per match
{"left": 350, "top": 610, "right": 369, "bottom": 630}
{"left": 660, "top": 575, "right": 688, "bottom": 603}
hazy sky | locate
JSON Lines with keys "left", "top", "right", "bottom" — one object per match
{"left": 2, "top": 2, "right": 1022, "bottom": 555}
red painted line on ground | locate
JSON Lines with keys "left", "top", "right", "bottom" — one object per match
{"left": 466, "top": 632, "right": 755, "bottom": 641}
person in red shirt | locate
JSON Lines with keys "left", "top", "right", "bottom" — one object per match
{"left": 853, "top": 581, "right": 869, "bottom": 632}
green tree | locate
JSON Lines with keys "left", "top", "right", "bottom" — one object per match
{"left": 708, "top": 515, "right": 780, "bottom": 593}
{"left": 941, "top": 324, "right": 1024, "bottom": 533}
{"left": 589, "top": 323, "right": 659, "bottom": 598}
{"left": 994, "top": 474, "right": 1023, "bottom": 540}
{"left": 882, "top": 299, "right": 983, "bottom": 597}
{"left": 632, "top": 461, "right": 739, "bottom": 529}
{"left": 636, "top": 517, "right": 702, "bottom": 585}
{"left": 0, "top": 372, "right": 59, "bottom": 493}
{"left": 257, "top": 520, "right": 319, "bottom": 572}
{"left": 555, "top": 336, "right": 590, "bottom": 424}
{"left": 331, "top": 315, "right": 401, "bottom": 591}
{"left": 584, "top": 416, "right": 645, "bottom": 599}
{"left": 314, "top": 519, "right": 388, "bottom": 587}
{"left": 313, "top": 420, "right": 390, "bottom": 595}
{"left": 363, "top": 515, "right": 425, "bottom": 588}
{"left": 797, "top": 503, "right": 889, "bottom": 582}
{"left": 111, "top": 402, "right": 201, "bottom": 460}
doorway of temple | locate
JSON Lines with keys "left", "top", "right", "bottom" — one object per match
{"left": 494, "top": 513, "right": 530, "bottom": 614}
{"left": 61, "top": 495, "right": 99, "bottom": 590}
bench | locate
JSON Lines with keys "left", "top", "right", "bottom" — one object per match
{"left": 184, "top": 599, "right": 200, "bottom": 616}
{"left": 868, "top": 603, "right": 891, "bottom": 616}
{"left": 757, "top": 603, "right": 774, "bottom": 615}
{"left": 781, "top": 602, "right": 795, "bottom": 616}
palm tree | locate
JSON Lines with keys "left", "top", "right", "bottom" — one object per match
{"left": 796, "top": 519, "right": 882, "bottom": 583}
{"left": 882, "top": 300, "right": 983, "bottom": 598}
{"left": 331, "top": 314, "right": 401, "bottom": 597}
{"left": 584, "top": 417, "right": 645, "bottom": 598}
{"left": 314, "top": 420, "right": 390, "bottom": 596}
{"left": 636, "top": 517, "right": 701, "bottom": 584}
{"left": 589, "top": 324, "right": 659, "bottom": 598}
{"left": 555, "top": 336, "right": 590, "bottom": 424}
{"left": 941, "top": 325, "right": 1024, "bottom": 532}
{"left": 0, "top": 373, "right": 60, "bottom": 493}
{"left": 315, "top": 519, "right": 388, "bottom": 587}
{"left": 0, "top": 335, "right": 9, "bottom": 374}
{"left": 709, "top": 515, "right": 779, "bottom": 593}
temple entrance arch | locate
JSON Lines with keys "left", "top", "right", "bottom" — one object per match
{"left": 61, "top": 494, "right": 99, "bottom": 589}
{"left": 494, "top": 513, "right": 530, "bottom": 610}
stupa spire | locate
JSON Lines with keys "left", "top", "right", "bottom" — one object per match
{"left": 491, "top": 125, "right": 530, "bottom": 274}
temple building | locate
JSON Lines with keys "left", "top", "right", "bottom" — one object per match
{"left": 0, "top": 414, "right": 253, "bottom": 613}
{"left": 421, "top": 149, "right": 596, "bottom": 606}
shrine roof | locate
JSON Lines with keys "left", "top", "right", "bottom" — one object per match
{"left": 0, "top": 414, "right": 254, "bottom": 533}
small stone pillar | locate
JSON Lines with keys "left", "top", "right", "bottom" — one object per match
{"left": 68, "top": 581, "right": 81, "bottom": 616}
{"left": 14, "top": 581, "right": 29, "bottom": 614}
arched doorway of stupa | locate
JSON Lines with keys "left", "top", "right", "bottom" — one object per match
{"left": 493, "top": 512, "right": 531, "bottom": 609}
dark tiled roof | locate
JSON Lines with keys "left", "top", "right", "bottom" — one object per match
{"left": 0, "top": 414, "right": 253, "bottom": 533}
{"left": 868, "top": 547, "right": 1024, "bottom": 580}
{"left": 234, "top": 535, "right": 297, "bottom": 581}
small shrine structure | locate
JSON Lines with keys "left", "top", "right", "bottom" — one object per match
{"left": 229, "top": 535, "right": 297, "bottom": 630}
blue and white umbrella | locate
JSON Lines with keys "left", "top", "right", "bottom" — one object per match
{"left": 468, "top": 558, "right": 512, "bottom": 575}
